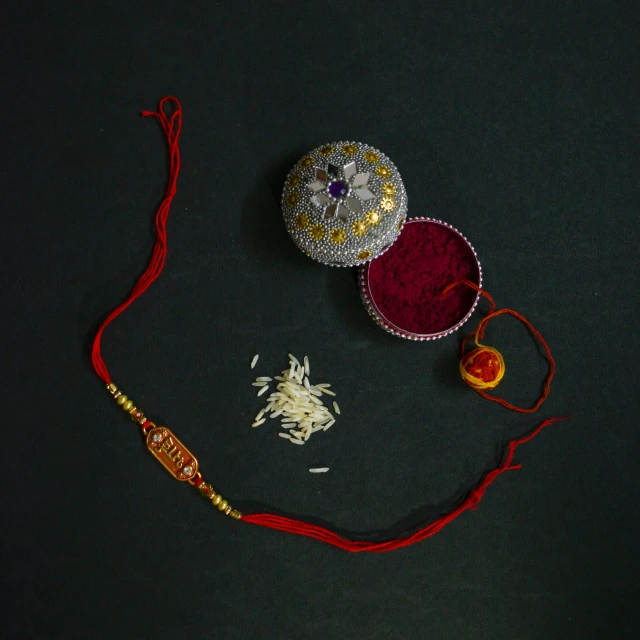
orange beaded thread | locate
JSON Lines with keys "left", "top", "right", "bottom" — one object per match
{"left": 443, "top": 280, "right": 555, "bottom": 413}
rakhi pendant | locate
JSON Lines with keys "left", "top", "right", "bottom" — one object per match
{"left": 146, "top": 426, "right": 199, "bottom": 481}
{"left": 282, "top": 142, "right": 408, "bottom": 267}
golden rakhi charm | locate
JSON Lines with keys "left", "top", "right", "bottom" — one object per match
{"left": 146, "top": 426, "right": 199, "bottom": 481}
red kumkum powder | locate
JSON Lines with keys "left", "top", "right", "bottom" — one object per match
{"left": 367, "top": 220, "right": 480, "bottom": 336}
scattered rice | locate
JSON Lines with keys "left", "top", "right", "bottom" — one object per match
{"left": 251, "top": 354, "right": 259, "bottom": 369}
{"left": 249, "top": 352, "right": 339, "bottom": 445}
{"left": 309, "top": 467, "right": 329, "bottom": 473}
{"left": 333, "top": 401, "right": 340, "bottom": 415}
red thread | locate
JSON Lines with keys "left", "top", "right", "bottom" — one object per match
{"left": 243, "top": 416, "right": 572, "bottom": 552}
{"left": 91, "top": 97, "right": 182, "bottom": 384}
{"left": 443, "top": 280, "right": 555, "bottom": 413}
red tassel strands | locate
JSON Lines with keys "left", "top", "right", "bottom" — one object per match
{"left": 243, "top": 416, "right": 572, "bottom": 552}
{"left": 91, "top": 97, "right": 182, "bottom": 384}
{"left": 92, "top": 97, "right": 571, "bottom": 552}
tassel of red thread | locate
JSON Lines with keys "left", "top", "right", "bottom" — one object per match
{"left": 243, "top": 416, "right": 572, "bottom": 552}
{"left": 91, "top": 97, "right": 182, "bottom": 384}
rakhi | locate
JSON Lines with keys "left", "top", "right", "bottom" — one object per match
{"left": 92, "top": 97, "right": 567, "bottom": 552}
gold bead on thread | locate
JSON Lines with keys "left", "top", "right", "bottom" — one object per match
{"left": 107, "top": 382, "right": 242, "bottom": 520}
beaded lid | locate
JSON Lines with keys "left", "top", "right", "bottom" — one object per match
{"left": 281, "top": 142, "right": 408, "bottom": 266}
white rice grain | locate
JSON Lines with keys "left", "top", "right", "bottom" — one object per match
{"left": 257, "top": 385, "right": 269, "bottom": 396}
{"left": 290, "top": 438, "right": 304, "bottom": 445}
{"left": 333, "top": 401, "right": 340, "bottom": 414}
{"left": 304, "top": 356, "right": 310, "bottom": 376}
{"left": 288, "top": 353, "right": 300, "bottom": 366}
{"left": 318, "top": 387, "right": 336, "bottom": 396}
{"left": 251, "top": 418, "right": 266, "bottom": 427}
{"left": 256, "top": 376, "right": 272, "bottom": 382}
{"left": 252, "top": 381, "right": 268, "bottom": 387}
{"left": 309, "top": 467, "right": 329, "bottom": 473}
{"left": 278, "top": 433, "right": 292, "bottom": 440}
{"left": 250, "top": 354, "right": 259, "bottom": 369}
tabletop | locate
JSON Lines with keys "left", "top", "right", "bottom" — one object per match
{"left": 3, "top": 1, "right": 639, "bottom": 638}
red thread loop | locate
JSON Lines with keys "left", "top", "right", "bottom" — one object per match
{"left": 443, "top": 280, "right": 555, "bottom": 413}
{"left": 91, "top": 97, "right": 182, "bottom": 383}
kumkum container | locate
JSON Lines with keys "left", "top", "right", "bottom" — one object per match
{"left": 359, "top": 218, "right": 482, "bottom": 341}
{"left": 282, "top": 142, "right": 408, "bottom": 267}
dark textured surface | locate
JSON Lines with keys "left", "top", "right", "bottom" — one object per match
{"left": 3, "top": 1, "right": 639, "bottom": 638}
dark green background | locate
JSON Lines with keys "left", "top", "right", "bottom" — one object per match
{"left": 3, "top": 1, "right": 639, "bottom": 638}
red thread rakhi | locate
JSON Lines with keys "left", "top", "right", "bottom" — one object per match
{"left": 92, "top": 97, "right": 570, "bottom": 552}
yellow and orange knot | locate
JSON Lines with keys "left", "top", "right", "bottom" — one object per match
{"left": 459, "top": 345, "right": 505, "bottom": 390}
{"left": 442, "top": 279, "right": 556, "bottom": 413}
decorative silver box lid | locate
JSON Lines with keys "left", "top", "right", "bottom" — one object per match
{"left": 281, "top": 141, "right": 408, "bottom": 266}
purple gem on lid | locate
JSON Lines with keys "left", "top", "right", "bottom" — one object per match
{"left": 328, "top": 180, "right": 348, "bottom": 198}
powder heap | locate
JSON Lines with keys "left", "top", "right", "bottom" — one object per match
{"left": 367, "top": 220, "right": 480, "bottom": 335}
